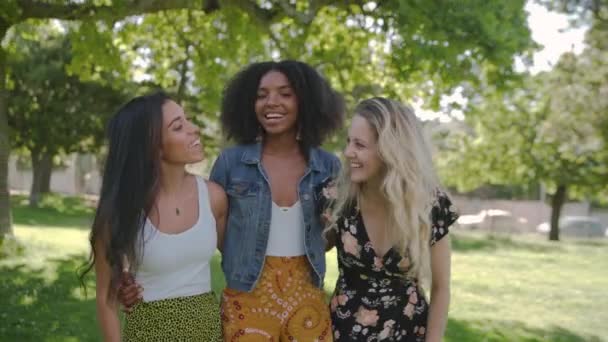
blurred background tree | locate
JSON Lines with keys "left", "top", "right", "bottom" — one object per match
{"left": 0, "top": 0, "right": 538, "bottom": 237}
{"left": 437, "top": 0, "right": 607, "bottom": 240}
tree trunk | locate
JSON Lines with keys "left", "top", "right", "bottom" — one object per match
{"left": 40, "top": 156, "right": 52, "bottom": 193}
{"left": 549, "top": 184, "right": 567, "bottom": 241}
{"left": 29, "top": 150, "right": 53, "bottom": 207}
{"left": 0, "top": 26, "right": 13, "bottom": 238}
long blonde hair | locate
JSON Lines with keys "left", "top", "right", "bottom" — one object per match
{"left": 328, "top": 97, "right": 441, "bottom": 285}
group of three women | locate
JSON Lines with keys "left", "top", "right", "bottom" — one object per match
{"left": 84, "top": 60, "right": 458, "bottom": 341}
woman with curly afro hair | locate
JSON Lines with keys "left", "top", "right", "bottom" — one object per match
{"left": 212, "top": 60, "right": 344, "bottom": 341}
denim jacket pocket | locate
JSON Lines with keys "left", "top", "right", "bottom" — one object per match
{"left": 227, "top": 180, "right": 259, "bottom": 213}
{"left": 227, "top": 180, "right": 259, "bottom": 197}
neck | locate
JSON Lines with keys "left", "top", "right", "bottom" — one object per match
{"left": 359, "top": 178, "right": 388, "bottom": 210}
{"left": 159, "top": 162, "right": 188, "bottom": 194}
{"left": 262, "top": 132, "right": 300, "bottom": 156}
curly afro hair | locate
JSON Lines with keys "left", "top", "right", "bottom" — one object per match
{"left": 220, "top": 60, "right": 344, "bottom": 155}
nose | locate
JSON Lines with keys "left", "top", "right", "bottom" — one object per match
{"left": 187, "top": 120, "right": 200, "bottom": 135}
{"left": 344, "top": 143, "right": 355, "bottom": 158}
{"left": 265, "top": 92, "right": 279, "bottom": 107}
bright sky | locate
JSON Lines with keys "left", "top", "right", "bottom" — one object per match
{"left": 416, "top": 1, "right": 588, "bottom": 122}
{"left": 521, "top": 1, "right": 587, "bottom": 73}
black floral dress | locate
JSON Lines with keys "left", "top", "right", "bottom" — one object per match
{"left": 322, "top": 190, "right": 458, "bottom": 341}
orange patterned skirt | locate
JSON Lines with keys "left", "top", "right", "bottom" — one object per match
{"left": 221, "top": 256, "right": 333, "bottom": 341}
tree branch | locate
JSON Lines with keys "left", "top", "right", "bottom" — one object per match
{"left": 274, "top": 0, "right": 319, "bottom": 24}
{"left": 161, "top": 10, "right": 207, "bottom": 74}
{"left": 272, "top": 0, "right": 374, "bottom": 25}
{"left": 17, "top": 0, "right": 202, "bottom": 21}
{"left": 16, "top": 0, "right": 277, "bottom": 24}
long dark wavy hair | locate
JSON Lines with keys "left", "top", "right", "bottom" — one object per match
{"left": 80, "top": 91, "right": 170, "bottom": 299}
{"left": 220, "top": 60, "right": 344, "bottom": 157}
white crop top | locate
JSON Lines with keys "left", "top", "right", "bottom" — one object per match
{"left": 265, "top": 201, "right": 306, "bottom": 256}
{"left": 135, "top": 176, "right": 216, "bottom": 302}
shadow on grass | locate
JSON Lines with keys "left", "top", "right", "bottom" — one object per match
{"left": 569, "top": 239, "right": 608, "bottom": 248}
{"left": 451, "top": 232, "right": 567, "bottom": 254}
{"left": 3, "top": 252, "right": 601, "bottom": 342}
{"left": 446, "top": 318, "right": 603, "bottom": 342}
{"left": 11, "top": 194, "right": 94, "bottom": 230}
{"left": 0, "top": 255, "right": 99, "bottom": 341}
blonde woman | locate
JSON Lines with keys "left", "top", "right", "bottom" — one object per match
{"left": 320, "top": 97, "right": 458, "bottom": 341}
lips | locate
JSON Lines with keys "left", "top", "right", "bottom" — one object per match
{"left": 189, "top": 139, "right": 201, "bottom": 148}
{"left": 350, "top": 161, "right": 362, "bottom": 169}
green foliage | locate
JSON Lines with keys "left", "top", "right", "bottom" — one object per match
{"left": 67, "top": 20, "right": 128, "bottom": 82}
{"left": 5, "top": 1, "right": 537, "bottom": 156}
{"left": 371, "top": 0, "right": 534, "bottom": 106}
{"left": 6, "top": 23, "right": 128, "bottom": 157}
{"left": 438, "top": 31, "right": 608, "bottom": 201}
{"left": 78, "top": 1, "right": 533, "bottom": 154}
{"left": 0, "top": 1, "right": 21, "bottom": 24}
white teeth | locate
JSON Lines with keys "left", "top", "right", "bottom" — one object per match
{"left": 265, "top": 113, "right": 284, "bottom": 119}
{"left": 190, "top": 139, "right": 201, "bottom": 148}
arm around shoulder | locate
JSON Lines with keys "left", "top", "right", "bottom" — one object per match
{"left": 209, "top": 151, "right": 228, "bottom": 188}
{"left": 330, "top": 152, "right": 342, "bottom": 179}
{"left": 207, "top": 180, "right": 228, "bottom": 251}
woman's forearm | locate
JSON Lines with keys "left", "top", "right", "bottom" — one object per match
{"left": 426, "top": 286, "right": 450, "bottom": 342}
{"left": 96, "top": 298, "right": 121, "bottom": 342}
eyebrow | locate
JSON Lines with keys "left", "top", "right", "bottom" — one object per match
{"left": 351, "top": 137, "right": 368, "bottom": 145}
{"left": 168, "top": 116, "right": 182, "bottom": 128}
{"left": 258, "top": 85, "right": 292, "bottom": 91}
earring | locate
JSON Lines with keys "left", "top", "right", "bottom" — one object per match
{"left": 296, "top": 126, "right": 302, "bottom": 141}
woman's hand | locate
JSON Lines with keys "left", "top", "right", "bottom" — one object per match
{"left": 117, "top": 272, "right": 143, "bottom": 313}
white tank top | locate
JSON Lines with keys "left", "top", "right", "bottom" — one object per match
{"left": 265, "top": 201, "right": 306, "bottom": 256}
{"left": 135, "top": 176, "right": 216, "bottom": 302}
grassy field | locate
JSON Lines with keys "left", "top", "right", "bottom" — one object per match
{"left": 1, "top": 194, "right": 606, "bottom": 341}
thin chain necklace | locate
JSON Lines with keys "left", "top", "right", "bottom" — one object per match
{"left": 163, "top": 177, "right": 190, "bottom": 216}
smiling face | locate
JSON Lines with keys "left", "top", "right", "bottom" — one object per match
{"left": 254, "top": 70, "right": 299, "bottom": 139}
{"left": 344, "top": 115, "right": 384, "bottom": 185}
{"left": 160, "top": 100, "right": 203, "bottom": 164}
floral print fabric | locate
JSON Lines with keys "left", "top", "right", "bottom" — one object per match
{"left": 320, "top": 185, "right": 458, "bottom": 341}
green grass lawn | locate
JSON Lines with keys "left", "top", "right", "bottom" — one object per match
{"left": 1, "top": 194, "right": 607, "bottom": 341}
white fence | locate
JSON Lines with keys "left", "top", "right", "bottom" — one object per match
{"left": 9, "top": 154, "right": 608, "bottom": 228}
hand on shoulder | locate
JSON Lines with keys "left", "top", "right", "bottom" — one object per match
{"left": 206, "top": 180, "right": 227, "bottom": 217}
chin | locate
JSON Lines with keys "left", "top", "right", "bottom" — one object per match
{"left": 349, "top": 175, "right": 367, "bottom": 184}
{"left": 264, "top": 125, "right": 296, "bottom": 137}
{"left": 191, "top": 155, "right": 205, "bottom": 163}
{"left": 186, "top": 151, "right": 204, "bottom": 163}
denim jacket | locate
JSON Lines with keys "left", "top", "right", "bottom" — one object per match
{"left": 209, "top": 142, "right": 340, "bottom": 292}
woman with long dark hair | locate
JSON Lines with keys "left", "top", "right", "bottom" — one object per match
{"left": 81, "top": 91, "right": 226, "bottom": 341}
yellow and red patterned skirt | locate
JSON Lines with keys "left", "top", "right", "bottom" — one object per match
{"left": 221, "top": 256, "right": 333, "bottom": 341}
